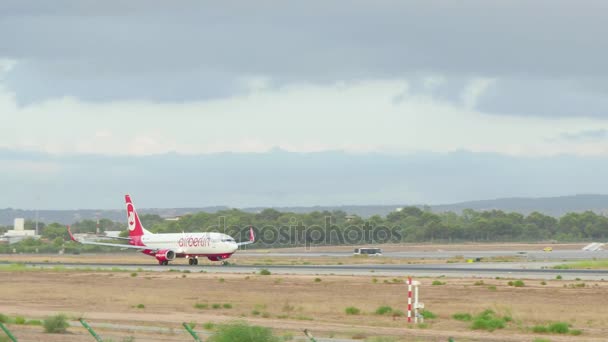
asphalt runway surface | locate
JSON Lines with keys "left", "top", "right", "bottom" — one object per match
{"left": 240, "top": 249, "right": 608, "bottom": 260}
{"left": 6, "top": 260, "right": 608, "bottom": 280}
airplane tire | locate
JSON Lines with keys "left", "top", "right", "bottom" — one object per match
{"left": 162, "top": 260, "right": 169, "bottom": 266}
{"left": 194, "top": 258, "right": 199, "bottom": 265}
{"left": 188, "top": 258, "right": 194, "bottom": 265}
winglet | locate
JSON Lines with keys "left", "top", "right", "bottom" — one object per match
{"left": 67, "top": 225, "right": 77, "bottom": 242}
{"left": 249, "top": 225, "right": 255, "bottom": 242}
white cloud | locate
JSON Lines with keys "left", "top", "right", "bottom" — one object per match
{"left": 2, "top": 61, "right": 608, "bottom": 157}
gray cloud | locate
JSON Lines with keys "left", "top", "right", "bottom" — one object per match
{"left": 0, "top": 0, "right": 607, "bottom": 118}
{"left": 559, "top": 129, "right": 608, "bottom": 141}
{"left": 2, "top": 148, "right": 608, "bottom": 209}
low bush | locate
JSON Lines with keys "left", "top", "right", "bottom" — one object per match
{"left": 345, "top": 306, "right": 361, "bottom": 315}
{"left": 203, "top": 322, "right": 215, "bottom": 330}
{"left": 507, "top": 280, "right": 525, "bottom": 287}
{"left": 136, "top": 304, "right": 145, "bottom": 309}
{"left": 259, "top": 269, "right": 271, "bottom": 275}
{"left": 207, "top": 322, "right": 280, "bottom": 342}
{"left": 26, "top": 319, "right": 42, "bottom": 326}
{"left": 375, "top": 306, "right": 393, "bottom": 315}
{"left": 547, "top": 322, "right": 569, "bottom": 334}
{"left": 420, "top": 310, "right": 436, "bottom": 319}
{"left": 314, "top": 278, "right": 322, "bottom": 282}
{"left": 212, "top": 304, "right": 221, "bottom": 309}
{"left": 222, "top": 303, "right": 233, "bottom": 309}
{"left": 194, "top": 303, "right": 208, "bottom": 309}
{"left": 43, "top": 314, "right": 69, "bottom": 334}
{"left": 452, "top": 313, "right": 472, "bottom": 321}
{"left": 431, "top": 280, "right": 445, "bottom": 286}
{"left": 470, "top": 309, "right": 508, "bottom": 332}
{"left": 0, "top": 313, "right": 8, "bottom": 323}
{"left": 14, "top": 316, "right": 26, "bottom": 325}
{"left": 532, "top": 325, "right": 548, "bottom": 333}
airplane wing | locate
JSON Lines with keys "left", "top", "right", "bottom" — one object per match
{"left": 237, "top": 226, "right": 255, "bottom": 246}
{"left": 67, "top": 226, "right": 153, "bottom": 250}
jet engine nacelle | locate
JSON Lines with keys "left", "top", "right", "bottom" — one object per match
{"left": 155, "top": 249, "right": 176, "bottom": 262}
{"left": 207, "top": 254, "right": 232, "bottom": 261}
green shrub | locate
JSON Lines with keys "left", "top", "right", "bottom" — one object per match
{"left": 473, "top": 280, "right": 484, "bottom": 286}
{"left": 556, "top": 275, "right": 562, "bottom": 280}
{"left": 570, "top": 329, "right": 582, "bottom": 336}
{"left": 136, "top": 304, "right": 145, "bottom": 309}
{"left": 26, "top": 319, "right": 42, "bottom": 326}
{"left": 420, "top": 310, "right": 436, "bottom": 319}
{"left": 471, "top": 317, "right": 505, "bottom": 331}
{"left": 345, "top": 306, "right": 361, "bottom": 315}
{"left": 532, "top": 339, "right": 551, "bottom": 342}
{"left": 375, "top": 306, "right": 393, "bottom": 315}
{"left": 130, "top": 272, "right": 137, "bottom": 277}
{"left": 314, "top": 278, "right": 322, "bottom": 282}
{"left": 259, "top": 269, "right": 271, "bottom": 275}
{"left": 0, "top": 313, "right": 8, "bottom": 323}
{"left": 431, "top": 280, "right": 445, "bottom": 286}
{"left": 223, "top": 303, "right": 233, "bottom": 309}
{"left": 212, "top": 304, "right": 221, "bottom": 309}
{"left": 548, "top": 322, "right": 569, "bottom": 334}
{"left": 452, "top": 313, "right": 472, "bottom": 321}
{"left": 470, "top": 309, "right": 507, "bottom": 332}
{"left": 207, "top": 322, "right": 279, "bottom": 342}
{"left": 487, "top": 285, "right": 497, "bottom": 291}
{"left": 43, "top": 314, "right": 69, "bottom": 334}
{"left": 540, "top": 281, "right": 547, "bottom": 285}
{"left": 508, "top": 280, "right": 525, "bottom": 287}
{"left": 532, "top": 325, "right": 548, "bottom": 333}
{"left": 251, "top": 310, "right": 261, "bottom": 316}
{"left": 14, "top": 316, "right": 26, "bottom": 324}
{"left": 194, "top": 303, "right": 208, "bottom": 309}
{"left": 203, "top": 322, "right": 215, "bottom": 330}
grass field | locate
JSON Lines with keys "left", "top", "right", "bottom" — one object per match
{"left": 553, "top": 259, "right": 608, "bottom": 270}
{"left": 1, "top": 266, "right": 607, "bottom": 341}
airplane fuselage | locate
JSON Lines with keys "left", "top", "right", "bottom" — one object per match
{"left": 137, "top": 232, "right": 239, "bottom": 258}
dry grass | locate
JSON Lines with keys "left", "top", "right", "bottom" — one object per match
{"left": 0, "top": 270, "right": 606, "bottom": 341}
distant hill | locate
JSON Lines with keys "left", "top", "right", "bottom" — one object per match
{"left": 1, "top": 194, "right": 608, "bottom": 226}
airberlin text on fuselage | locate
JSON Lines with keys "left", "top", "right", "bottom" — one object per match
{"left": 179, "top": 236, "right": 211, "bottom": 248}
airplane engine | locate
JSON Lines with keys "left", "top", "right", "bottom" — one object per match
{"left": 207, "top": 254, "right": 232, "bottom": 261}
{"left": 155, "top": 249, "right": 176, "bottom": 263}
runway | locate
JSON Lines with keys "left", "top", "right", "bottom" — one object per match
{"left": 6, "top": 261, "right": 608, "bottom": 280}
{"left": 240, "top": 249, "right": 608, "bottom": 260}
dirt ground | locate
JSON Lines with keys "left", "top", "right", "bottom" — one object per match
{"left": 1, "top": 267, "right": 607, "bottom": 342}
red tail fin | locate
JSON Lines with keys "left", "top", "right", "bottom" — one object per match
{"left": 125, "top": 194, "right": 146, "bottom": 237}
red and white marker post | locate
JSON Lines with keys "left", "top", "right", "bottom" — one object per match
{"left": 406, "top": 277, "right": 423, "bottom": 324}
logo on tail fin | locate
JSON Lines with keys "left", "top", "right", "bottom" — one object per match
{"left": 127, "top": 207, "right": 136, "bottom": 231}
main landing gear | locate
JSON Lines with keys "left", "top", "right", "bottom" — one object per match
{"left": 159, "top": 260, "right": 169, "bottom": 266}
{"left": 188, "top": 258, "right": 199, "bottom": 266}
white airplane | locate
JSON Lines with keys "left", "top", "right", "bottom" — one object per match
{"left": 68, "top": 194, "right": 254, "bottom": 265}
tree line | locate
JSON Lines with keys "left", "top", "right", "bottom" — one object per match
{"left": 1, "top": 207, "right": 607, "bottom": 253}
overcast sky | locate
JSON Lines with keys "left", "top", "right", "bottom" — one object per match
{"left": 1, "top": 1, "right": 608, "bottom": 209}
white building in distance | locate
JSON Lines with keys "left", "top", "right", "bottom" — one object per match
{"left": 2, "top": 218, "right": 38, "bottom": 244}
